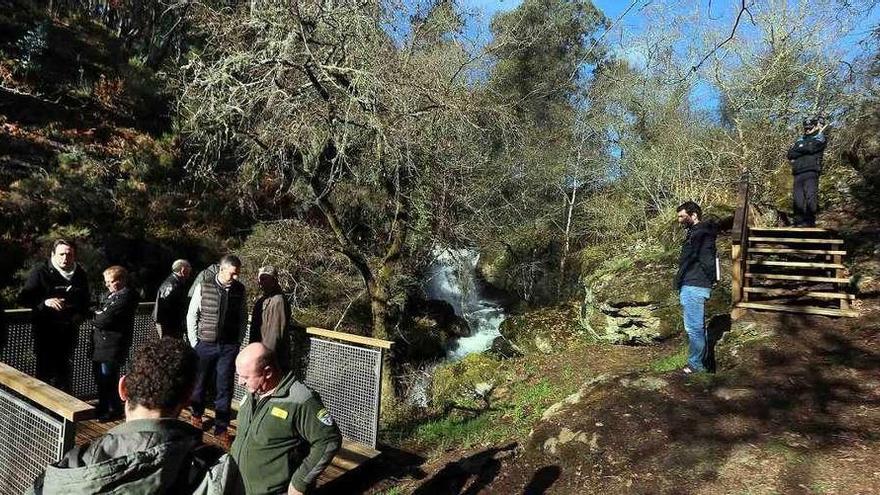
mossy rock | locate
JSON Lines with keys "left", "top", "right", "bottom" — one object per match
{"left": 498, "top": 304, "right": 581, "bottom": 353}
{"left": 431, "top": 353, "right": 507, "bottom": 409}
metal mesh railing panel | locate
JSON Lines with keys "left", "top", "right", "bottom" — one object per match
{"left": 0, "top": 387, "right": 65, "bottom": 494}
{"left": 2, "top": 304, "right": 159, "bottom": 400}
{"left": 305, "top": 338, "right": 381, "bottom": 448}
{"left": 0, "top": 311, "right": 38, "bottom": 377}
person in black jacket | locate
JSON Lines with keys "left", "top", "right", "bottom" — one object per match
{"left": 18, "top": 239, "right": 90, "bottom": 392}
{"left": 92, "top": 265, "right": 140, "bottom": 421}
{"left": 153, "top": 259, "right": 192, "bottom": 338}
{"left": 787, "top": 118, "right": 828, "bottom": 227}
{"left": 675, "top": 202, "right": 717, "bottom": 374}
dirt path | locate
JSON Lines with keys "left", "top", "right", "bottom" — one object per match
{"left": 353, "top": 299, "right": 880, "bottom": 495}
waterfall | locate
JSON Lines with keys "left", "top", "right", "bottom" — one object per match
{"left": 423, "top": 247, "right": 507, "bottom": 359}
{"left": 406, "top": 247, "right": 508, "bottom": 407}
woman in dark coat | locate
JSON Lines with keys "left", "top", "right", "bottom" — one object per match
{"left": 92, "top": 265, "right": 140, "bottom": 421}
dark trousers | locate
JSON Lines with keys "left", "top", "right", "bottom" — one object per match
{"left": 793, "top": 171, "right": 819, "bottom": 227}
{"left": 34, "top": 325, "right": 76, "bottom": 392}
{"left": 190, "top": 341, "right": 238, "bottom": 433}
{"left": 92, "top": 361, "right": 122, "bottom": 415}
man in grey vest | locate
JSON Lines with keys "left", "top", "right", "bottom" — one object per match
{"left": 186, "top": 254, "right": 246, "bottom": 448}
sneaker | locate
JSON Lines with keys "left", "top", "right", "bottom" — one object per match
{"left": 681, "top": 366, "right": 694, "bottom": 375}
{"left": 191, "top": 414, "right": 203, "bottom": 430}
{"left": 216, "top": 430, "right": 233, "bottom": 450}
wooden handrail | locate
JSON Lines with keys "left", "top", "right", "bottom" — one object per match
{"left": 730, "top": 173, "right": 751, "bottom": 316}
{"left": 731, "top": 175, "right": 750, "bottom": 246}
{"left": 0, "top": 362, "right": 95, "bottom": 421}
{"left": 306, "top": 327, "right": 394, "bottom": 349}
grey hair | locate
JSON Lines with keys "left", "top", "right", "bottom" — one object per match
{"left": 171, "top": 259, "right": 191, "bottom": 273}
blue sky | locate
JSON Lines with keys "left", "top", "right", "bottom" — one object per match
{"left": 459, "top": 0, "right": 880, "bottom": 114}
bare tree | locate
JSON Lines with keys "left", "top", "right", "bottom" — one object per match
{"left": 178, "top": 0, "right": 508, "bottom": 340}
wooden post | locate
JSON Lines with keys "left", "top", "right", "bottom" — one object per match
{"left": 730, "top": 174, "right": 750, "bottom": 320}
{"left": 834, "top": 254, "right": 850, "bottom": 311}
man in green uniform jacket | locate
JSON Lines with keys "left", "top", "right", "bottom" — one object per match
{"left": 231, "top": 343, "right": 341, "bottom": 495}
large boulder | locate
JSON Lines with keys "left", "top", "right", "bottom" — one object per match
{"left": 398, "top": 298, "right": 472, "bottom": 362}
{"left": 579, "top": 255, "right": 680, "bottom": 345}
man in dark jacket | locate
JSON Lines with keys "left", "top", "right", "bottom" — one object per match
{"left": 186, "top": 254, "right": 247, "bottom": 447}
{"left": 675, "top": 202, "right": 717, "bottom": 374}
{"left": 29, "top": 338, "right": 241, "bottom": 494}
{"left": 231, "top": 343, "right": 341, "bottom": 495}
{"left": 18, "top": 239, "right": 90, "bottom": 392}
{"left": 787, "top": 118, "right": 828, "bottom": 227}
{"left": 250, "top": 266, "right": 292, "bottom": 372}
{"left": 92, "top": 265, "right": 140, "bottom": 421}
{"left": 154, "top": 259, "right": 192, "bottom": 338}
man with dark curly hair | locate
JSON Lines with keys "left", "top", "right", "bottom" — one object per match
{"left": 29, "top": 339, "right": 242, "bottom": 494}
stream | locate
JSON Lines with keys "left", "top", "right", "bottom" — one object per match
{"left": 408, "top": 247, "right": 508, "bottom": 406}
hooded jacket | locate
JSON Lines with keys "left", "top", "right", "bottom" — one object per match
{"left": 29, "top": 418, "right": 241, "bottom": 495}
{"left": 675, "top": 221, "right": 717, "bottom": 290}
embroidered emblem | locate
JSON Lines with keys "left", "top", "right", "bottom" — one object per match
{"left": 271, "top": 406, "right": 288, "bottom": 419}
{"left": 316, "top": 408, "right": 334, "bottom": 426}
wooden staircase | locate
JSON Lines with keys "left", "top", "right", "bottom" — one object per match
{"left": 736, "top": 227, "right": 857, "bottom": 317}
{"left": 730, "top": 179, "right": 858, "bottom": 318}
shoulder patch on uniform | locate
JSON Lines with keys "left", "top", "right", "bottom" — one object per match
{"left": 271, "top": 406, "right": 288, "bottom": 420}
{"left": 316, "top": 408, "right": 334, "bottom": 426}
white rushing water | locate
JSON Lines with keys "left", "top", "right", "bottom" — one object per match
{"left": 407, "top": 247, "right": 508, "bottom": 407}
{"left": 423, "top": 247, "right": 507, "bottom": 359}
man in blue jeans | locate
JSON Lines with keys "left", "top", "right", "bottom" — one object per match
{"left": 186, "top": 254, "right": 247, "bottom": 448}
{"left": 675, "top": 201, "right": 717, "bottom": 374}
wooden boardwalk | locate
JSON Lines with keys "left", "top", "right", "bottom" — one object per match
{"left": 75, "top": 407, "right": 380, "bottom": 487}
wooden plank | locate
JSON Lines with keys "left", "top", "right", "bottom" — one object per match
{"left": 747, "top": 260, "right": 845, "bottom": 269}
{"left": 749, "top": 248, "right": 846, "bottom": 255}
{"left": 731, "top": 244, "right": 744, "bottom": 306}
{"left": 749, "top": 227, "right": 830, "bottom": 233}
{"left": 835, "top": 254, "right": 850, "bottom": 312}
{"left": 749, "top": 237, "right": 844, "bottom": 244}
{"left": 736, "top": 302, "right": 858, "bottom": 318}
{"left": 0, "top": 362, "right": 95, "bottom": 421}
{"left": 745, "top": 273, "right": 850, "bottom": 283}
{"left": 743, "top": 287, "right": 856, "bottom": 299}
{"left": 306, "top": 327, "right": 394, "bottom": 349}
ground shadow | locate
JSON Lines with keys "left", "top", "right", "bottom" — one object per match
{"left": 409, "top": 443, "right": 518, "bottom": 495}
{"left": 704, "top": 314, "right": 732, "bottom": 373}
{"left": 522, "top": 465, "right": 561, "bottom": 495}
{"left": 312, "top": 444, "right": 426, "bottom": 495}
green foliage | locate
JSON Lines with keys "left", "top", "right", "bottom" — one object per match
{"left": 646, "top": 347, "right": 688, "bottom": 373}
{"left": 431, "top": 353, "right": 506, "bottom": 410}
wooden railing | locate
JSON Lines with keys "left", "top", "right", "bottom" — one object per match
{"left": 731, "top": 173, "right": 751, "bottom": 318}
{"left": 0, "top": 362, "right": 95, "bottom": 494}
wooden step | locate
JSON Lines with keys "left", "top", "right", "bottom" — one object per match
{"left": 736, "top": 302, "right": 858, "bottom": 318}
{"left": 747, "top": 260, "right": 845, "bottom": 269}
{"left": 743, "top": 287, "right": 856, "bottom": 299}
{"left": 745, "top": 273, "right": 850, "bottom": 283}
{"left": 750, "top": 227, "right": 831, "bottom": 233}
{"left": 749, "top": 237, "right": 844, "bottom": 244}
{"left": 749, "top": 248, "right": 847, "bottom": 255}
